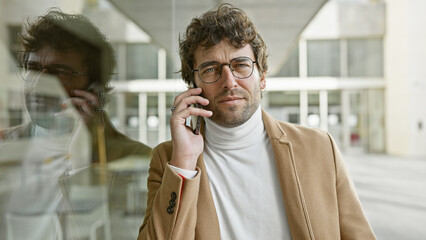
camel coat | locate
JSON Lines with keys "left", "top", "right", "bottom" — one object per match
{"left": 138, "top": 110, "right": 375, "bottom": 240}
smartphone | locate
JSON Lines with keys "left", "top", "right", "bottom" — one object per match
{"left": 86, "top": 82, "right": 103, "bottom": 99}
{"left": 191, "top": 82, "right": 202, "bottom": 135}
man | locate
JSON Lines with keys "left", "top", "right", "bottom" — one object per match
{"left": 0, "top": 9, "right": 151, "bottom": 162}
{"left": 138, "top": 4, "right": 375, "bottom": 240}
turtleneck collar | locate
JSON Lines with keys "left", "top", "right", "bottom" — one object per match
{"left": 204, "top": 106, "right": 264, "bottom": 150}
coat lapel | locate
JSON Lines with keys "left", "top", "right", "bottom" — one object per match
{"left": 262, "top": 110, "right": 314, "bottom": 240}
{"left": 195, "top": 121, "right": 221, "bottom": 239}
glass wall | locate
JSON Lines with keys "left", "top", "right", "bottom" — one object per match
{"left": 0, "top": 0, "right": 391, "bottom": 239}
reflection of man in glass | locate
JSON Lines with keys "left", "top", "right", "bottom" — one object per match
{"left": 1, "top": 9, "right": 151, "bottom": 162}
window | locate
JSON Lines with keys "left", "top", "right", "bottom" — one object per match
{"left": 348, "top": 38, "right": 383, "bottom": 77}
{"left": 275, "top": 45, "right": 299, "bottom": 77}
{"left": 126, "top": 44, "right": 159, "bottom": 79}
{"left": 307, "top": 40, "right": 340, "bottom": 77}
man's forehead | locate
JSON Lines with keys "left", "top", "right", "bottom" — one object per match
{"left": 194, "top": 41, "right": 254, "bottom": 65}
{"left": 27, "top": 47, "right": 86, "bottom": 69}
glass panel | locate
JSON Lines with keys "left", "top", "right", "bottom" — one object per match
{"left": 126, "top": 44, "right": 159, "bottom": 80}
{"left": 274, "top": 45, "right": 299, "bottom": 77}
{"left": 124, "top": 92, "right": 140, "bottom": 140}
{"left": 327, "top": 91, "right": 342, "bottom": 146}
{"left": 0, "top": 3, "right": 156, "bottom": 239}
{"left": 307, "top": 40, "right": 340, "bottom": 77}
{"left": 348, "top": 38, "right": 383, "bottom": 77}
{"left": 349, "top": 90, "right": 367, "bottom": 149}
{"left": 146, "top": 94, "right": 159, "bottom": 147}
{"left": 307, "top": 92, "right": 320, "bottom": 128}
{"left": 265, "top": 91, "right": 301, "bottom": 124}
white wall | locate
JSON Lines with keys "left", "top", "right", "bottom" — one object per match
{"left": 385, "top": 0, "right": 426, "bottom": 157}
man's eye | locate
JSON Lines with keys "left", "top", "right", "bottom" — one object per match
{"left": 26, "top": 65, "right": 40, "bottom": 71}
{"left": 234, "top": 63, "right": 249, "bottom": 68}
{"left": 52, "top": 69, "right": 72, "bottom": 76}
{"left": 202, "top": 67, "right": 217, "bottom": 75}
{"left": 232, "top": 60, "right": 251, "bottom": 68}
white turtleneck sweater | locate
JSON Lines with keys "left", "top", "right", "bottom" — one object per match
{"left": 171, "top": 107, "right": 291, "bottom": 239}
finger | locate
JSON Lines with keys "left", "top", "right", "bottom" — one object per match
{"left": 72, "top": 89, "right": 101, "bottom": 107}
{"left": 70, "top": 97, "right": 94, "bottom": 116}
{"left": 172, "top": 95, "right": 209, "bottom": 116}
{"left": 172, "top": 105, "right": 212, "bottom": 123}
{"left": 186, "top": 106, "right": 213, "bottom": 117}
{"left": 173, "top": 88, "right": 203, "bottom": 107}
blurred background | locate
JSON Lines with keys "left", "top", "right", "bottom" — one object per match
{"left": 0, "top": 0, "right": 425, "bottom": 239}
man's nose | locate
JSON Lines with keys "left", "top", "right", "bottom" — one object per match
{"left": 220, "top": 65, "right": 238, "bottom": 89}
{"left": 30, "top": 69, "right": 49, "bottom": 85}
{"left": 40, "top": 68, "right": 49, "bottom": 74}
{"left": 30, "top": 69, "right": 57, "bottom": 86}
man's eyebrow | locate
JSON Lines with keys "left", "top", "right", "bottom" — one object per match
{"left": 199, "top": 57, "right": 252, "bottom": 67}
{"left": 199, "top": 61, "right": 219, "bottom": 68}
{"left": 25, "top": 60, "right": 39, "bottom": 65}
{"left": 47, "top": 64, "right": 76, "bottom": 71}
{"left": 25, "top": 61, "right": 76, "bottom": 71}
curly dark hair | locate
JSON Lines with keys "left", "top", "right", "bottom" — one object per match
{"left": 179, "top": 3, "right": 268, "bottom": 86}
{"left": 19, "top": 8, "right": 115, "bottom": 106}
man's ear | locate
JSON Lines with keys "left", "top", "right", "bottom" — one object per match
{"left": 260, "top": 71, "right": 266, "bottom": 90}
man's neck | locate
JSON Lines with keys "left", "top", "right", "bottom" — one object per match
{"left": 204, "top": 106, "right": 264, "bottom": 149}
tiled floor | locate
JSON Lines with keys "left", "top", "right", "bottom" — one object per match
{"left": 344, "top": 153, "right": 426, "bottom": 240}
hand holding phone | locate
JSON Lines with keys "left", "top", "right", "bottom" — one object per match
{"left": 169, "top": 86, "right": 212, "bottom": 170}
{"left": 69, "top": 82, "right": 104, "bottom": 125}
{"left": 192, "top": 103, "right": 202, "bottom": 135}
{"left": 190, "top": 82, "right": 202, "bottom": 135}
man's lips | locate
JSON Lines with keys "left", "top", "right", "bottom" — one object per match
{"left": 218, "top": 96, "right": 244, "bottom": 104}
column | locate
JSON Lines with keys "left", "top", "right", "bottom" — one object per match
{"left": 320, "top": 90, "right": 328, "bottom": 131}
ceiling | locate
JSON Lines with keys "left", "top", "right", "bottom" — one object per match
{"left": 107, "top": 0, "right": 328, "bottom": 76}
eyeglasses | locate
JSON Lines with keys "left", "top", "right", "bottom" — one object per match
{"left": 21, "top": 62, "right": 86, "bottom": 85}
{"left": 193, "top": 56, "right": 257, "bottom": 84}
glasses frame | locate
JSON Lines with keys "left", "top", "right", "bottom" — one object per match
{"left": 20, "top": 63, "right": 86, "bottom": 85}
{"left": 192, "top": 56, "right": 257, "bottom": 84}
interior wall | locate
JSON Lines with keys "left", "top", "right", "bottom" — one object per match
{"left": 385, "top": 0, "right": 426, "bottom": 157}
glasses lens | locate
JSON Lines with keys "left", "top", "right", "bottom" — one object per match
{"left": 21, "top": 62, "right": 42, "bottom": 82}
{"left": 21, "top": 68, "right": 39, "bottom": 82}
{"left": 21, "top": 64, "right": 76, "bottom": 84}
{"left": 230, "top": 57, "right": 254, "bottom": 79}
{"left": 197, "top": 57, "right": 255, "bottom": 83}
{"left": 198, "top": 63, "right": 220, "bottom": 83}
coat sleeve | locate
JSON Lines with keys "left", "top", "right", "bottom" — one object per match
{"left": 137, "top": 142, "right": 201, "bottom": 240}
{"left": 329, "top": 134, "right": 376, "bottom": 240}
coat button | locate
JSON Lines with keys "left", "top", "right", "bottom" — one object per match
{"left": 167, "top": 206, "right": 174, "bottom": 214}
{"left": 169, "top": 199, "right": 176, "bottom": 208}
{"left": 171, "top": 192, "right": 177, "bottom": 200}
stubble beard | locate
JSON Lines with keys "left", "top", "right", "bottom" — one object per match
{"left": 206, "top": 87, "right": 261, "bottom": 128}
